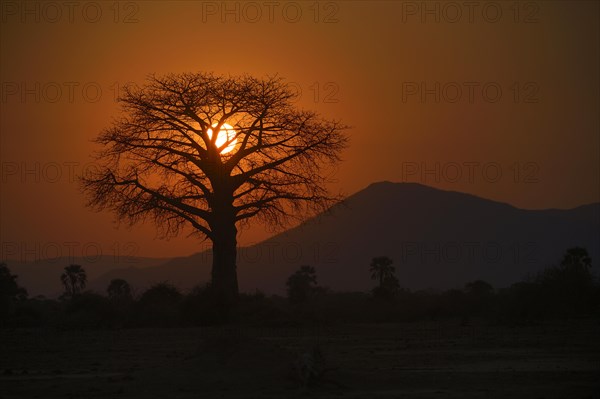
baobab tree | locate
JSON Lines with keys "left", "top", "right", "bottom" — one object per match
{"left": 82, "top": 72, "right": 348, "bottom": 309}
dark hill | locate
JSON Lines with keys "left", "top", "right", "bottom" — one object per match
{"left": 11, "top": 182, "right": 599, "bottom": 296}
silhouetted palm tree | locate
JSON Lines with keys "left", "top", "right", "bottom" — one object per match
{"left": 369, "top": 256, "right": 395, "bottom": 287}
{"left": 60, "top": 264, "right": 87, "bottom": 298}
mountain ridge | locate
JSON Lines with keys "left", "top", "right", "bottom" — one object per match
{"left": 8, "top": 182, "right": 599, "bottom": 297}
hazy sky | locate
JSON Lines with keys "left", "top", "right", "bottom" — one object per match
{"left": 1, "top": 1, "right": 598, "bottom": 260}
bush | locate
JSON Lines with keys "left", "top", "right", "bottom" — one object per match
{"left": 134, "top": 282, "right": 182, "bottom": 327}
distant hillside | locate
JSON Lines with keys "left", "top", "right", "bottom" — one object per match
{"left": 10, "top": 182, "right": 600, "bottom": 296}
{"left": 238, "top": 182, "right": 600, "bottom": 293}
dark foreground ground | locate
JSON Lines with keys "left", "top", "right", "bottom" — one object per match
{"left": 1, "top": 320, "right": 599, "bottom": 398}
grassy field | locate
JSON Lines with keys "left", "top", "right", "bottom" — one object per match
{"left": 1, "top": 320, "right": 599, "bottom": 398}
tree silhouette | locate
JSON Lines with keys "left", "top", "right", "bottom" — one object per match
{"left": 137, "top": 282, "right": 183, "bottom": 326}
{"left": 560, "top": 246, "right": 592, "bottom": 272}
{"left": 0, "top": 263, "right": 27, "bottom": 299}
{"left": 370, "top": 256, "right": 398, "bottom": 300}
{"left": 286, "top": 265, "right": 318, "bottom": 304}
{"left": 0, "top": 263, "right": 27, "bottom": 322}
{"left": 538, "top": 247, "right": 594, "bottom": 314}
{"left": 107, "top": 278, "right": 132, "bottom": 302}
{"left": 369, "top": 256, "right": 395, "bottom": 287}
{"left": 60, "top": 264, "right": 87, "bottom": 299}
{"left": 82, "top": 73, "right": 348, "bottom": 308}
{"left": 139, "top": 282, "right": 182, "bottom": 305}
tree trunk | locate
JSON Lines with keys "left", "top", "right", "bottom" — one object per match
{"left": 211, "top": 220, "right": 239, "bottom": 306}
{"left": 209, "top": 183, "right": 239, "bottom": 312}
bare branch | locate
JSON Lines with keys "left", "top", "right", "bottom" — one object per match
{"left": 81, "top": 72, "right": 349, "bottom": 242}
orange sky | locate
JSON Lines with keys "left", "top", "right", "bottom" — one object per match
{"left": 1, "top": 1, "right": 598, "bottom": 260}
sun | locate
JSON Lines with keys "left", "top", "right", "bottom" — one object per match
{"left": 207, "top": 123, "right": 238, "bottom": 154}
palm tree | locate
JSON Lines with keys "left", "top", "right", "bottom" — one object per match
{"left": 369, "top": 256, "right": 395, "bottom": 288}
{"left": 60, "top": 264, "right": 87, "bottom": 298}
